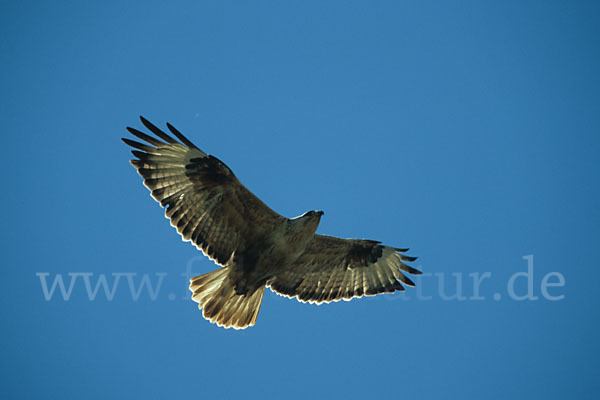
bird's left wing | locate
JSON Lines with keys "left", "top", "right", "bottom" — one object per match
{"left": 267, "top": 234, "right": 421, "bottom": 304}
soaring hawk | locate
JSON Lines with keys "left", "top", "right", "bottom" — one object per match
{"left": 122, "top": 117, "right": 420, "bottom": 329}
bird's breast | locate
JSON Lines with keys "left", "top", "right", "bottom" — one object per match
{"left": 238, "top": 222, "right": 316, "bottom": 285}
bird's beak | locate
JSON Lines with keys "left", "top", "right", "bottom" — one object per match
{"left": 316, "top": 211, "right": 324, "bottom": 217}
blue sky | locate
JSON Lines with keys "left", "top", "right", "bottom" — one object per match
{"left": 2, "top": 1, "right": 599, "bottom": 399}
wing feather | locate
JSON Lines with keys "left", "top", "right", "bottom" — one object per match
{"left": 268, "top": 234, "right": 421, "bottom": 304}
{"left": 123, "top": 117, "right": 285, "bottom": 266}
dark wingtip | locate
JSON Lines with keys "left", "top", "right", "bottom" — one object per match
{"left": 137, "top": 116, "right": 179, "bottom": 144}
{"left": 139, "top": 116, "right": 155, "bottom": 130}
{"left": 409, "top": 266, "right": 423, "bottom": 275}
{"left": 398, "top": 274, "right": 416, "bottom": 287}
{"left": 139, "top": 116, "right": 152, "bottom": 130}
{"left": 131, "top": 150, "right": 145, "bottom": 159}
{"left": 166, "top": 121, "right": 199, "bottom": 149}
{"left": 399, "top": 262, "right": 422, "bottom": 275}
{"left": 401, "top": 255, "right": 418, "bottom": 262}
{"left": 122, "top": 137, "right": 155, "bottom": 152}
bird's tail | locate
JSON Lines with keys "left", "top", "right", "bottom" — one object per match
{"left": 189, "top": 267, "right": 265, "bottom": 330}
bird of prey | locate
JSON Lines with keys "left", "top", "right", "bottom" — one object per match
{"left": 122, "top": 117, "right": 421, "bottom": 330}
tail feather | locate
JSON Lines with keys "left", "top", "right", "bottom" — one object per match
{"left": 189, "top": 267, "right": 265, "bottom": 330}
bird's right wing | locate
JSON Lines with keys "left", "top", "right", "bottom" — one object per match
{"left": 122, "top": 117, "right": 285, "bottom": 266}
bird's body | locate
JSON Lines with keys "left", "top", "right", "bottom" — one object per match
{"left": 123, "top": 117, "right": 421, "bottom": 329}
{"left": 229, "top": 211, "right": 323, "bottom": 294}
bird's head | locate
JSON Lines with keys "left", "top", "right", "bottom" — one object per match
{"left": 292, "top": 210, "right": 324, "bottom": 233}
{"left": 302, "top": 210, "right": 324, "bottom": 220}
